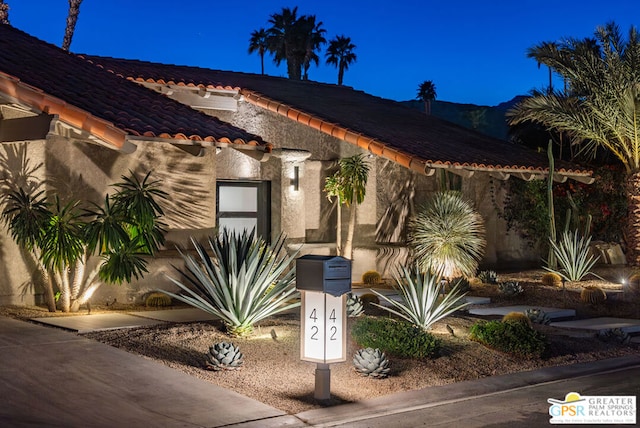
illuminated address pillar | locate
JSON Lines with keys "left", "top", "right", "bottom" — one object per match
{"left": 296, "top": 255, "right": 351, "bottom": 400}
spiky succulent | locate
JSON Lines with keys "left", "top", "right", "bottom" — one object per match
{"left": 598, "top": 328, "right": 631, "bottom": 345}
{"left": 449, "top": 277, "right": 471, "bottom": 293}
{"left": 206, "top": 342, "right": 244, "bottom": 371}
{"left": 525, "top": 308, "right": 551, "bottom": 325}
{"left": 498, "top": 281, "right": 523, "bottom": 296}
{"left": 346, "top": 293, "right": 364, "bottom": 317}
{"left": 353, "top": 348, "right": 391, "bottom": 378}
{"left": 477, "top": 270, "right": 499, "bottom": 284}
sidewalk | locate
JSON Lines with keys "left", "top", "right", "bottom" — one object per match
{"left": 1, "top": 313, "right": 639, "bottom": 427}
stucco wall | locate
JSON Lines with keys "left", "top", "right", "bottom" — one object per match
{"left": 0, "top": 138, "right": 217, "bottom": 305}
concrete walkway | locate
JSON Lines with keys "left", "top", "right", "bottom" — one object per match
{"left": 2, "top": 315, "right": 640, "bottom": 427}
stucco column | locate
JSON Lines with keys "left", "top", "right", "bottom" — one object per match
{"left": 271, "top": 148, "right": 311, "bottom": 243}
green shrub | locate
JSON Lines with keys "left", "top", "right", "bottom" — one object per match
{"left": 351, "top": 316, "right": 441, "bottom": 359}
{"left": 469, "top": 320, "right": 547, "bottom": 358}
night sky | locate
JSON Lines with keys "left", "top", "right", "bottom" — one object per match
{"left": 10, "top": 0, "right": 640, "bottom": 106}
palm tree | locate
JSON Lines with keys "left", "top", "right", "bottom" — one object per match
{"left": 266, "top": 7, "right": 325, "bottom": 81}
{"left": 300, "top": 15, "right": 326, "bottom": 80}
{"left": 507, "top": 22, "right": 640, "bottom": 265}
{"left": 416, "top": 80, "right": 437, "bottom": 115}
{"left": 0, "top": 0, "right": 9, "bottom": 25}
{"left": 62, "top": 0, "right": 83, "bottom": 51}
{"left": 324, "top": 154, "right": 370, "bottom": 259}
{"left": 326, "top": 35, "right": 357, "bottom": 85}
{"left": 248, "top": 28, "right": 269, "bottom": 75}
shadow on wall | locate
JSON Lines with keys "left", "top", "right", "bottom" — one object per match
{"left": 376, "top": 176, "right": 415, "bottom": 244}
{"left": 0, "top": 144, "right": 47, "bottom": 304}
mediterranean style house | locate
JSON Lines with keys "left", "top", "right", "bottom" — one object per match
{"left": 0, "top": 24, "right": 593, "bottom": 306}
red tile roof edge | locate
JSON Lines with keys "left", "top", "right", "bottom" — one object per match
{"left": 241, "top": 90, "right": 591, "bottom": 177}
{"left": 0, "top": 71, "right": 130, "bottom": 151}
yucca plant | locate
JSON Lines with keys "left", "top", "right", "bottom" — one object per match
{"left": 164, "top": 229, "right": 300, "bottom": 337}
{"left": 408, "top": 191, "right": 486, "bottom": 278}
{"left": 546, "top": 230, "right": 599, "bottom": 282}
{"left": 370, "top": 264, "right": 469, "bottom": 331}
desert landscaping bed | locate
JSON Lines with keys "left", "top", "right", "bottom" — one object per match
{"left": 2, "top": 267, "right": 639, "bottom": 414}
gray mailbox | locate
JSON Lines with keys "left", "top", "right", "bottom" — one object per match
{"left": 296, "top": 255, "right": 351, "bottom": 297}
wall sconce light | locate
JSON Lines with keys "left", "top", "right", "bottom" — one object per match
{"left": 292, "top": 166, "right": 300, "bottom": 191}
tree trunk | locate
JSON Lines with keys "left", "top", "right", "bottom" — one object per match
{"left": 335, "top": 198, "right": 342, "bottom": 256}
{"left": 343, "top": 203, "right": 357, "bottom": 260}
{"left": 62, "top": 0, "right": 82, "bottom": 51}
{"left": 625, "top": 171, "right": 640, "bottom": 265}
{"left": 56, "top": 270, "right": 71, "bottom": 313}
{"left": 0, "top": 1, "right": 9, "bottom": 25}
{"left": 39, "top": 267, "right": 57, "bottom": 312}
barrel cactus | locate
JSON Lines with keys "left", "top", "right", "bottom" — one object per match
{"left": 362, "top": 270, "right": 382, "bottom": 285}
{"left": 525, "top": 308, "right": 551, "bottom": 325}
{"left": 346, "top": 293, "right": 364, "bottom": 317}
{"left": 206, "top": 342, "right": 244, "bottom": 371}
{"left": 353, "top": 348, "right": 391, "bottom": 378}
{"left": 580, "top": 286, "right": 607, "bottom": 305}
{"left": 541, "top": 272, "right": 562, "bottom": 287}
{"left": 450, "top": 277, "right": 471, "bottom": 293}
{"left": 502, "top": 311, "right": 532, "bottom": 328}
{"left": 145, "top": 292, "right": 172, "bottom": 308}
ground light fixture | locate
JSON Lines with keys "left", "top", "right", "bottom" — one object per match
{"left": 296, "top": 255, "right": 352, "bottom": 400}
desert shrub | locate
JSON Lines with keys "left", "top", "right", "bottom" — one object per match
{"left": 351, "top": 316, "right": 441, "bottom": 359}
{"left": 541, "top": 272, "right": 562, "bottom": 287}
{"left": 163, "top": 229, "right": 299, "bottom": 337}
{"left": 477, "top": 270, "right": 499, "bottom": 284}
{"left": 501, "top": 311, "right": 532, "bottom": 328}
{"left": 145, "top": 292, "right": 172, "bottom": 308}
{"left": 469, "top": 320, "right": 547, "bottom": 358}
{"left": 362, "top": 270, "right": 382, "bottom": 285}
{"left": 580, "top": 285, "right": 607, "bottom": 305}
{"left": 498, "top": 281, "right": 523, "bottom": 296}
{"left": 371, "top": 264, "right": 469, "bottom": 331}
{"left": 408, "top": 191, "right": 486, "bottom": 278}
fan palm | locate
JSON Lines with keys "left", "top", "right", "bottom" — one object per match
{"left": 248, "top": 28, "right": 269, "bottom": 75}
{"left": 416, "top": 80, "right": 437, "bottom": 115}
{"left": 408, "top": 191, "right": 486, "bottom": 278}
{"left": 266, "top": 7, "right": 325, "bottom": 80}
{"left": 62, "top": 0, "right": 83, "bottom": 51}
{"left": 508, "top": 22, "right": 640, "bottom": 265}
{"left": 326, "top": 35, "right": 357, "bottom": 86}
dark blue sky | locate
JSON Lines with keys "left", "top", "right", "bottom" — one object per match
{"left": 10, "top": 0, "right": 640, "bottom": 106}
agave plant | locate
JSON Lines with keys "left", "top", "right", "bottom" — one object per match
{"left": 164, "top": 229, "right": 300, "bottom": 337}
{"left": 353, "top": 348, "right": 391, "bottom": 378}
{"left": 206, "top": 342, "right": 244, "bottom": 370}
{"left": 370, "top": 264, "right": 469, "bottom": 331}
{"left": 408, "top": 191, "right": 486, "bottom": 278}
{"left": 546, "top": 230, "right": 599, "bottom": 282}
{"left": 346, "top": 292, "right": 364, "bottom": 317}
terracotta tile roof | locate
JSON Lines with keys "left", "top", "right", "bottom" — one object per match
{"left": 0, "top": 25, "right": 268, "bottom": 151}
{"left": 81, "top": 55, "right": 592, "bottom": 179}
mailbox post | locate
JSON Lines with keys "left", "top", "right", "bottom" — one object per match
{"left": 296, "top": 255, "right": 351, "bottom": 400}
